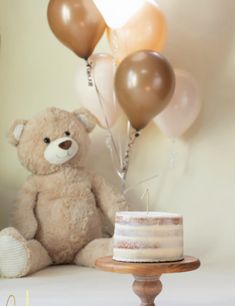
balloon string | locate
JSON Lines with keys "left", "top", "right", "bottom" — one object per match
{"left": 86, "top": 61, "right": 93, "bottom": 87}
{"left": 93, "top": 78, "right": 121, "bottom": 169}
{"left": 123, "top": 137, "right": 178, "bottom": 197}
{"left": 169, "top": 137, "right": 177, "bottom": 169}
{"left": 90, "top": 61, "right": 122, "bottom": 171}
{"left": 121, "top": 128, "right": 140, "bottom": 192}
{"left": 124, "top": 173, "right": 159, "bottom": 194}
{"left": 105, "top": 135, "right": 123, "bottom": 179}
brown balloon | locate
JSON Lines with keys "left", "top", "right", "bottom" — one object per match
{"left": 48, "top": 0, "right": 106, "bottom": 60}
{"left": 115, "top": 51, "right": 175, "bottom": 130}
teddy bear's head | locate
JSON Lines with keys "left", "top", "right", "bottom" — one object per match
{"left": 8, "top": 107, "right": 96, "bottom": 175}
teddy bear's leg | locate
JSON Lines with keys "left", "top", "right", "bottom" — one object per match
{"left": 0, "top": 227, "right": 52, "bottom": 278}
{"left": 74, "top": 238, "right": 113, "bottom": 268}
{"left": 25, "top": 239, "right": 52, "bottom": 276}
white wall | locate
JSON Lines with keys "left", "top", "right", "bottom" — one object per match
{"left": 0, "top": 0, "right": 235, "bottom": 269}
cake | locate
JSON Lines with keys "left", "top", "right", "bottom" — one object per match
{"left": 113, "top": 211, "right": 184, "bottom": 263}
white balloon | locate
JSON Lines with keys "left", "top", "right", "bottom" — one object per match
{"left": 154, "top": 69, "right": 201, "bottom": 137}
{"left": 75, "top": 53, "right": 120, "bottom": 128}
{"left": 93, "top": 0, "right": 146, "bottom": 29}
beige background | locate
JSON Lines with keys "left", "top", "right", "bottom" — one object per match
{"left": 0, "top": 0, "right": 235, "bottom": 274}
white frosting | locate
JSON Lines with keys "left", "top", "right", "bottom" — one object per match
{"left": 114, "top": 236, "right": 183, "bottom": 248}
{"left": 116, "top": 211, "right": 182, "bottom": 218}
{"left": 115, "top": 223, "right": 182, "bottom": 232}
{"left": 113, "top": 248, "right": 184, "bottom": 263}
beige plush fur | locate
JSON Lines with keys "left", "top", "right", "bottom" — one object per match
{"left": 0, "top": 108, "right": 127, "bottom": 278}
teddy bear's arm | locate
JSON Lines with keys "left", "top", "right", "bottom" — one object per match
{"left": 91, "top": 173, "right": 128, "bottom": 226}
{"left": 11, "top": 176, "right": 38, "bottom": 240}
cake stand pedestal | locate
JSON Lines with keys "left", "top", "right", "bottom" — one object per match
{"left": 96, "top": 256, "right": 200, "bottom": 306}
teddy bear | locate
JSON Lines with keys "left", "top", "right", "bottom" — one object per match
{"left": 0, "top": 107, "right": 127, "bottom": 278}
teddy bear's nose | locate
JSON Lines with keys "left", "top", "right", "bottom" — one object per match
{"left": 59, "top": 140, "right": 72, "bottom": 150}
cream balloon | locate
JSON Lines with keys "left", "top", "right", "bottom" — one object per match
{"left": 93, "top": 0, "right": 145, "bottom": 29}
{"left": 154, "top": 69, "right": 201, "bottom": 137}
{"left": 75, "top": 53, "right": 120, "bottom": 128}
{"left": 107, "top": 0, "right": 166, "bottom": 63}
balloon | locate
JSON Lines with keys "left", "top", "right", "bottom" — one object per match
{"left": 93, "top": 0, "right": 145, "bottom": 29}
{"left": 48, "top": 0, "right": 106, "bottom": 60}
{"left": 75, "top": 53, "right": 120, "bottom": 128}
{"left": 115, "top": 51, "right": 175, "bottom": 130}
{"left": 154, "top": 69, "right": 201, "bottom": 137}
{"left": 107, "top": 1, "right": 167, "bottom": 63}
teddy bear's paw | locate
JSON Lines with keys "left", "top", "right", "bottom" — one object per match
{"left": 75, "top": 238, "right": 113, "bottom": 268}
{"left": 0, "top": 228, "right": 29, "bottom": 278}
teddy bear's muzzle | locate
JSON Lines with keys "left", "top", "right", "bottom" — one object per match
{"left": 44, "top": 137, "right": 79, "bottom": 165}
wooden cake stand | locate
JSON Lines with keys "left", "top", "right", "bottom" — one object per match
{"left": 96, "top": 256, "right": 200, "bottom": 306}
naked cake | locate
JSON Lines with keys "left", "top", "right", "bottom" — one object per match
{"left": 113, "top": 211, "right": 184, "bottom": 263}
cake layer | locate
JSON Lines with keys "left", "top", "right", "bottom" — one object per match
{"left": 113, "top": 211, "right": 184, "bottom": 263}
{"left": 116, "top": 211, "right": 182, "bottom": 224}
{"left": 113, "top": 248, "right": 184, "bottom": 263}
{"left": 115, "top": 223, "right": 183, "bottom": 237}
{"left": 114, "top": 236, "right": 183, "bottom": 249}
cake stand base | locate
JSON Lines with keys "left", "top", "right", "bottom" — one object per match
{"left": 133, "top": 275, "right": 162, "bottom": 306}
{"left": 96, "top": 256, "right": 200, "bottom": 306}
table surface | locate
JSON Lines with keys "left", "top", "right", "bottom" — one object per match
{"left": 96, "top": 256, "right": 200, "bottom": 276}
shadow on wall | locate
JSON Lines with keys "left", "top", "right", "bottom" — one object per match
{"left": 162, "top": 0, "right": 235, "bottom": 132}
{"left": 0, "top": 183, "right": 17, "bottom": 229}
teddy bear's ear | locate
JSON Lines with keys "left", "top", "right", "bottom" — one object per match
{"left": 73, "top": 108, "right": 98, "bottom": 133}
{"left": 7, "top": 119, "right": 27, "bottom": 146}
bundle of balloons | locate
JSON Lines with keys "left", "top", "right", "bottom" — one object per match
{"left": 48, "top": 0, "right": 201, "bottom": 188}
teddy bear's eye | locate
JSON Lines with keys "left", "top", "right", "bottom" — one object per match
{"left": 64, "top": 131, "right": 71, "bottom": 136}
{"left": 44, "top": 137, "right": 51, "bottom": 144}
